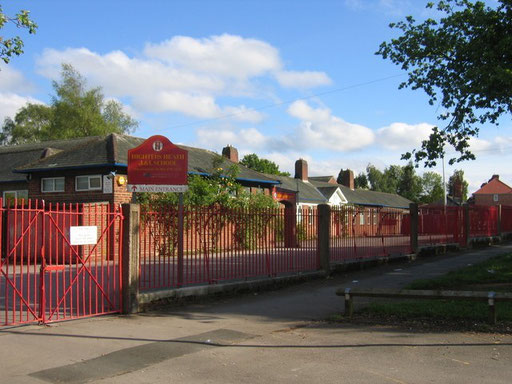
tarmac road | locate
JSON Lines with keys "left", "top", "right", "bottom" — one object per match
{"left": 1, "top": 244, "right": 512, "bottom": 383}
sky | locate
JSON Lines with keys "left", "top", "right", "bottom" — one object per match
{"left": 1, "top": 0, "right": 510, "bottom": 193}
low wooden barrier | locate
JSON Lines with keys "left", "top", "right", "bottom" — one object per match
{"left": 336, "top": 288, "right": 512, "bottom": 325}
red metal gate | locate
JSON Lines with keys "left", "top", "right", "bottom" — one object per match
{"left": 1, "top": 200, "right": 123, "bottom": 327}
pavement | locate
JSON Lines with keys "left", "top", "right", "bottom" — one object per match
{"left": 1, "top": 244, "right": 512, "bottom": 384}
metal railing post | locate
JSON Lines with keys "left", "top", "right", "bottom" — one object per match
{"left": 409, "top": 203, "right": 418, "bottom": 254}
{"left": 317, "top": 204, "right": 331, "bottom": 274}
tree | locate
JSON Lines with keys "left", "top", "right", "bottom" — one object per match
{"left": 240, "top": 153, "right": 290, "bottom": 176}
{"left": 361, "top": 163, "right": 442, "bottom": 203}
{"left": 1, "top": 64, "right": 138, "bottom": 145}
{"left": 354, "top": 172, "right": 369, "bottom": 189}
{"left": 397, "top": 163, "right": 422, "bottom": 201}
{"left": 419, "top": 172, "right": 445, "bottom": 204}
{"left": 448, "top": 169, "right": 469, "bottom": 202}
{"left": 377, "top": 0, "right": 512, "bottom": 167}
{"left": 0, "top": 5, "right": 37, "bottom": 64}
{"left": 0, "top": 104, "right": 52, "bottom": 145}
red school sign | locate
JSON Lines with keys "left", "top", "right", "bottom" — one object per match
{"left": 127, "top": 135, "right": 188, "bottom": 192}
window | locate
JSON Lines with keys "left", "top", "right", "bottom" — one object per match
{"left": 3, "top": 190, "right": 28, "bottom": 206}
{"left": 42, "top": 177, "right": 65, "bottom": 193}
{"left": 494, "top": 194, "right": 499, "bottom": 202}
{"left": 359, "top": 212, "right": 364, "bottom": 225}
{"left": 75, "top": 175, "right": 102, "bottom": 191}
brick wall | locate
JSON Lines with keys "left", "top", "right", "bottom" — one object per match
{"left": 474, "top": 194, "right": 512, "bottom": 206}
{"left": 0, "top": 181, "right": 29, "bottom": 197}
{"left": 28, "top": 169, "right": 133, "bottom": 205}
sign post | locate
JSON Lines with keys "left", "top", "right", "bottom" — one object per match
{"left": 127, "top": 135, "right": 188, "bottom": 287}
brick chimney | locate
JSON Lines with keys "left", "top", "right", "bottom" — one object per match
{"left": 295, "top": 159, "right": 308, "bottom": 181}
{"left": 339, "top": 169, "right": 355, "bottom": 190}
{"left": 453, "top": 178, "right": 463, "bottom": 200}
{"left": 222, "top": 145, "right": 238, "bottom": 163}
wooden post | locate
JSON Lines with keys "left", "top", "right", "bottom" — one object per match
{"left": 409, "top": 203, "right": 418, "bottom": 254}
{"left": 122, "top": 204, "right": 140, "bottom": 314}
{"left": 317, "top": 204, "right": 331, "bottom": 274}
{"left": 344, "top": 288, "right": 353, "bottom": 317}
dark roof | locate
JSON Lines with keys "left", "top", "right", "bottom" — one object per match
{"left": 310, "top": 179, "right": 412, "bottom": 209}
{"left": 12, "top": 134, "right": 280, "bottom": 186}
{"left": 270, "top": 175, "right": 328, "bottom": 204}
{"left": 0, "top": 137, "right": 93, "bottom": 183}
{"left": 309, "top": 176, "right": 336, "bottom": 184}
{"left": 315, "top": 185, "right": 339, "bottom": 201}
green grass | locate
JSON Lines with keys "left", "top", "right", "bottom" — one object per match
{"left": 355, "top": 253, "right": 512, "bottom": 325}
{"left": 406, "top": 253, "right": 512, "bottom": 292}
{"left": 363, "top": 300, "right": 512, "bottom": 322}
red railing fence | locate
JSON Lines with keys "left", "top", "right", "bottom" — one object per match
{"left": 330, "top": 205, "right": 411, "bottom": 262}
{"left": 1, "top": 199, "right": 123, "bottom": 327}
{"left": 139, "top": 205, "right": 319, "bottom": 291}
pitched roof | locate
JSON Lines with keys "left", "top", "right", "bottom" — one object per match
{"left": 473, "top": 176, "right": 512, "bottom": 195}
{"left": 0, "top": 137, "right": 93, "bottom": 182}
{"left": 309, "top": 176, "right": 336, "bottom": 184}
{"left": 270, "top": 174, "right": 328, "bottom": 204}
{"left": 310, "top": 179, "right": 412, "bottom": 209}
{"left": 10, "top": 134, "right": 280, "bottom": 186}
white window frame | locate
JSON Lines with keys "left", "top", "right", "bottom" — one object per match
{"left": 41, "top": 177, "right": 65, "bottom": 193}
{"left": 75, "top": 175, "right": 102, "bottom": 192}
{"left": 3, "top": 190, "right": 29, "bottom": 205}
{"left": 493, "top": 194, "right": 499, "bottom": 202}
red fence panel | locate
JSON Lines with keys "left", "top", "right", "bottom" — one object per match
{"left": 1, "top": 200, "right": 123, "bottom": 327}
{"left": 469, "top": 205, "right": 498, "bottom": 237}
{"left": 418, "top": 206, "right": 465, "bottom": 247}
{"left": 330, "top": 205, "right": 411, "bottom": 263}
{"left": 501, "top": 205, "right": 512, "bottom": 233}
{"left": 139, "top": 205, "right": 319, "bottom": 291}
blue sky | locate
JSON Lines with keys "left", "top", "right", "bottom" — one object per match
{"left": 1, "top": 0, "right": 510, "bottom": 193}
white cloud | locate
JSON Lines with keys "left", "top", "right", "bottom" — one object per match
{"left": 468, "top": 136, "right": 512, "bottom": 156}
{"left": 195, "top": 127, "right": 268, "bottom": 151}
{"left": 0, "top": 93, "right": 44, "bottom": 122}
{"left": 377, "top": 122, "right": 434, "bottom": 150}
{"left": 36, "top": 34, "right": 331, "bottom": 121}
{"left": 287, "top": 100, "right": 375, "bottom": 151}
{"left": 144, "top": 34, "right": 281, "bottom": 79}
{"left": 193, "top": 100, "right": 376, "bottom": 155}
{"left": 0, "top": 64, "right": 34, "bottom": 93}
{"left": 275, "top": 70, "right": 331, "bottom": 89}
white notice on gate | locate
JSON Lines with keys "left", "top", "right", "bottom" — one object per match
{"left": 70, "top": 226, "right": 98, "bottom": 245}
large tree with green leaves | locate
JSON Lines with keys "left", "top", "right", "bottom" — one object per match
{"left": 240, "top": 153, "right": 290, "bottom": 176}
{"left": 0, "top": 64, "right": 138, "bottom": 145}
{"left": 0, "top": 5, "right": 37, "bottom": 64}
{"left": 397, "top": 163, "right": 422, "bottom": 201}
{"left": 360, "top": 162, "right": 443, "bottom": 203}
{"left": 377, "top": 0, "right": 512, "bottom": 167}
{"left": 419, "top": 171, "right": 445, "bottom": 204}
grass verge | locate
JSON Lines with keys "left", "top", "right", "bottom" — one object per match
{"left": 334, "top": 253, "right": 512, "bottom": 333}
